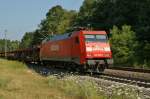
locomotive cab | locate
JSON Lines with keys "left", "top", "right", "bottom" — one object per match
{"left": 82, "top": 31, "right": 113, "bottom": 72}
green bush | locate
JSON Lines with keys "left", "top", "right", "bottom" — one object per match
{"left": 110, "top": 25, "right": 137, "bottom": 66}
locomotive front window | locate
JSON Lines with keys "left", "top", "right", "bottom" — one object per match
{"left": 84, "top": 34, "right": 107, "bottom": 42}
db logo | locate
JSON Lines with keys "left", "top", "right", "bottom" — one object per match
{"left": 51, "top": 45, "right": 59, "bottom": 51}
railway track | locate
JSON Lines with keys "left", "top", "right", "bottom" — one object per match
{"left": 109, "top": 66, "right": 150, "bottom": 73}
{"left": 26, "top": 62, "right": 150, "bottom": 98}
{"left": 28, "top": 62, "right": 150, "bottom": 88}
{"left": 98, "top": 73, "right": 150, "bottom": 88}
{"left": 85, "top": 68, "right": 150, "bottom": 88}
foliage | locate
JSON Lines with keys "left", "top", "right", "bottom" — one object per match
{"left": 0, "top": 59, "right": 50, "bottom": 99}
{"left": 19, "top": 32, "right": 33, "bottom": 48}
{"left": 0, "top": 78, "right": 10, "bottom": 89}
{"left": 30, "top": 5, "right": 77, "bottom": 46}
{"left": 75, "top": 0, "right": 150, "bottom": 67}
{"left": 0, "top": 39, "right": 19, "bottom": 52}
{"left": 75, "top": 0, "right": 96, "bottom": 27}
{"left": 110, "top": 25, "right": 137, "bottom": 65}
{"left": 48, "top": 76, "right": 102, "bottom": 99}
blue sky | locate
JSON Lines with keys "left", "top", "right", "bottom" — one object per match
{"left": 0, "top": 0, "right": 84, "bottom": 40}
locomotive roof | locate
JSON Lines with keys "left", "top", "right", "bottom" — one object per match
{"left": 43, "top": 33, "right": 71, "bottom": 42}
{"left": 51, "top": 33, "right": 71, "bottom": 41}
{"left": 81, "top": 30, "right": 107, "bottom": 35}
{"left": 43, "top": 30, "right": 107, "bottom": 42}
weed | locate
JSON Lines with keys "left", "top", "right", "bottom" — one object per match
{"left": 0, "top": 78, "right": 10, "bottom": 89}
{"left": 48, "top": 76, "right": 104, "bottom": 99}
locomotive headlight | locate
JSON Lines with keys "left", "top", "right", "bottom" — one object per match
{"left": 104, "top": 47, "right": 111, "bottom": 51}
{"left": 86, "top": 47, "right": 92, "bottom": 51}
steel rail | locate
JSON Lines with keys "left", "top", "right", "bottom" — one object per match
{"left": 108, "top": 67, "right": 150, "bottom": 73}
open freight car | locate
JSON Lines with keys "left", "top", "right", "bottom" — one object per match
{"left": 0, "top": 47, "right": 40, "bottom": 62}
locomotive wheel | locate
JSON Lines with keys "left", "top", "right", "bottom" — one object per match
{"left": 98, "top": 64, "right": 105, "bottom": 72}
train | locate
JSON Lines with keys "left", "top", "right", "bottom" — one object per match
{"left": 0, "top": 30, "right": 113, "bottom": 72}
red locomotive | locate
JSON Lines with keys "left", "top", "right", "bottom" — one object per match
{"left": 0, "top": 30, "right": 113, "bottom": 72}
{"left": 40, "top": 30, "right": 113, "bottom": 72}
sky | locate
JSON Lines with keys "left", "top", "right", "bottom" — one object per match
{"left": 0, "top": 0, "right": 84, "bottom": 40}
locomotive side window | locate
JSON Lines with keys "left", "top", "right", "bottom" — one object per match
{"left": 75, "top": 37, "right": 79, "bottom": 44}
{"left": 84, "top": 34, "right": 107, "bottom": 42}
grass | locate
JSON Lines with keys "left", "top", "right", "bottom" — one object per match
{"left": 0, "top": 59, "right": 104, "bottom": 99}
{"left": 0, "top": 58, "right": 141, "bottom": 99}
{"left": 48, "top": 76, "right": 104, "bottom": 99}
{"left": 0, "top": 59, "right": 52, "bottom": 99}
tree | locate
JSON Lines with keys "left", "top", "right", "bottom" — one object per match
{"left": 9, "top": 40, "right": 20, "bottom": 51}
{"left": 75, "top": 0, "right": 96, "bottom": 27}
{"left": 31, "top": 29, "right": 45, "bottom": 46}
{"left": 19, "top": 32, "right": 33, "bottom": 48}
{"left": 77, "top": 0, "right": 150, "bottom": 67}
{"left": 0, "top": 39, "right": 5, "bottom": 52}
{"left": 32, "top": 5, "right": 77, "bottom": 45}
{"left": 0, "top": 39, "right": 19, "bottom": 52}
{"left": 110, "top": 25, "right": 137, "bottom": 66}
{"left": 39, "top": 5, "right": 77, "bottom": 34}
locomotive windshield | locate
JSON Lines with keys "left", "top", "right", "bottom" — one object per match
{"left": 84, "top": 34, "right": 107, "bottom": 42}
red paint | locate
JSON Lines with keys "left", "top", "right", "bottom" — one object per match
{"left": 40, "top": 30, "right": 112, "bottom": 65}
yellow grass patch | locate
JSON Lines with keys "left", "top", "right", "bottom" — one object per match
{"left": 0, "top": 59, "right": 104, "bottom": 99}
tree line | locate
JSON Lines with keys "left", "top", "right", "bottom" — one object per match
{"left": 0, "top": 39, "right": 19, "bottom": 52}
{"left": 1, "top": 0, "right": 150, "bottom": 67}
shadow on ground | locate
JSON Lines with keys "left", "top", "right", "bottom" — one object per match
{"left": 25, "top": 62, "right": 79, "bottom": 78}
